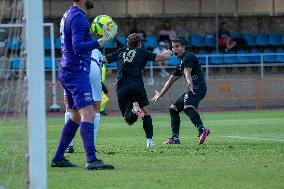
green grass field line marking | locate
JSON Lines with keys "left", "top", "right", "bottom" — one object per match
{"left": 224, "top": 135, "right": 284, "bottom": 142}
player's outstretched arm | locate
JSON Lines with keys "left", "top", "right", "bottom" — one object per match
{"left": 151, "top": 75, "right": 180, "bottom": 103}
{"left": 155, "top": 50, "right": 172, "bottom": 62}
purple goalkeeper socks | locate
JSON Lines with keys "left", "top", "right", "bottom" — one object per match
{"left": 80, "top": 122, "right": 97, "bottom": 163}
{"left": 52, "top": 119, "right": 79, "bottom": 162}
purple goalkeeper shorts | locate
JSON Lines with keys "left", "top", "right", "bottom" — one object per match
{"left": 58, "top": 68, "right": 94, "bottom": 110}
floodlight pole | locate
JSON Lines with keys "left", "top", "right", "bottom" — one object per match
{"left": 215, "top": 0, "right": 219, "bottom": 53}
{"left": 46, "top": 23, "right": 60, "bottom": 112}
{"left": 24, "top": 0, "right": 47, "bottom": 189}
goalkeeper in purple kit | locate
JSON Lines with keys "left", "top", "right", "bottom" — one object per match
{"left": 51, "top": 0, "right": 117, "bottom": 170}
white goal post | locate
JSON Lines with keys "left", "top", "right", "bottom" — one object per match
{"left": 24, "top": 0, "right": 47, "bottom": 188}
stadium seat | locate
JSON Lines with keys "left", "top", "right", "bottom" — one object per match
{"left": 197, "top": 50, "right": 209, "bottom": 65}
{"left": 209, "top": 52, "right": 223, "bottom": 65}
{"left": 106, "top": 62, "right": 117, "bottom": 68}
{"left": 237, "top": 50, "right": 250, "bottom": 64}
{"left": 204, "top": 35, "right": 215, "bottom": 48}
{"left": 44, "top": 36, "right": 51, "bottom": 50}
{"left": 7, "top": 37, "right": 21, "bottom": 50}
{"left": 281, "top": 34, "right": 284, "bottom": 46}
{"left": 145, "top": 61, "right": 152, "bottom": 67}
{"left": 168, "top": 56, "right": 180, "bottom": 66}
{"left": 250, "top": 49, "right": 261, "bottom": 64}
{"left": 44, "top": 57, "right": 52, "bottom": 70}
{"left": 263, "top": 49, "right": 276, "bottom": 63}
{"left": 190, "top": 34, "right": 204, "bottom": 48}
{"left": 268, "top": 33, "right": 281, "bottom": 46}
{"left": 116, "top": 36, "right": 127, "bottom": 48}
{"left": 276, "top": 49, "right": 284, "bottom": 63}
{"left": 242, "top": 34, "right": 255, "bottom": 47}
{"left": 10, "top": 57, "right": 23, "bottom": 69}
{"left": 230, "top": 33, "right": 241, "bottom": 40}
{"left": 145, "top": 36, "right": 158, "bottom": 49}
{"left": 255, "top": 34, "right": 268, "bottom": 47}
{"left": 103, "top": 40, "right": 115, "bottom": 49}
{"left": 55, "top": 36, "right": 61, "bottom": 50}
{"left": 223, "top": 51, "right": 237, "bottom": 64}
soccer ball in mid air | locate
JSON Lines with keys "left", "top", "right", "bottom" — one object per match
{"left": 91, "top": 15, "right": 114, "bottom": 37}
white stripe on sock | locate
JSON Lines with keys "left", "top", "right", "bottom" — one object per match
{"left": 94, "top": 113, "right": 100, "bottom": 145}
{"left": 65, "top": 112, "right": 74, "bottom": 147}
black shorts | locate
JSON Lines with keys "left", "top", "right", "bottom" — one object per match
{"left": 116, "top": 80, "right": 149, "bottom": 116}
{"left": 173, "top": 84, "right": 207, "bottom": 112}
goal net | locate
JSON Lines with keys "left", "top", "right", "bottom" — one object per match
{"left": 0, "top": 0, "right": 46, "bottom": 188}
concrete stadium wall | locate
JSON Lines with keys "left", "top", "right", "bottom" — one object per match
{"left": 2, "top": 1, "right": 284, "bottom": 37}
{"left": 1, "top": 0, "right": 284, "bottom": 19}
{"left": 1, "top": 69, "right": 283, "bottom": 113}
{"left": 42, "top": 68, "right": 284, "bottom": 113}
{"left": 40, "top": 0, "right": 284, "bottom": 18}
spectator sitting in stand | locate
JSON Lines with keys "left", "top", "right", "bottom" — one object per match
{"left": 153, "top": 41, "right": 170, "bottom": 78}
{"left": 158, "top": 20, "right": 176, "bottom": 44}
{"left": 217, "top": 22, "right": 246, "bottom": 52}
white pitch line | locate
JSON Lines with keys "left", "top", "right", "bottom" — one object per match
{"left": 224, "top": 135, "right": 284, "bottom": 142}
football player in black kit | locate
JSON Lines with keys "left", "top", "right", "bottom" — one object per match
{"left": 151, "top": 39, "right": 210, "bottom": 145}
{"left": 103, "top": 33, "right": 172, "bottom": 148}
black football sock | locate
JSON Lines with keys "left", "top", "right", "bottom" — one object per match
{"left": 142, "top": 115, "right": 153, "bottom": 139}
{"left": 169, "top": 108, "right": 180, "bottom": 138}
{"left": 184, "top": 107, "right": 205, "bottom": 132}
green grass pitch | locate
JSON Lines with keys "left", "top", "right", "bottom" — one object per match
{"left": 1, "top": 110, "right": 284, "bottom": 189}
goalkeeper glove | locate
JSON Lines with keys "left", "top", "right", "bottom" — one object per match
{"left": 98, "top": 22, "right": 118, "bottom": 47}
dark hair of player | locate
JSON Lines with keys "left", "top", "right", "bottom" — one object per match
{"left": 127, "top": 33, "right": 143, "bottom": 48}
{"left": 172, "top": 39, "right": 187, "bottom": 47}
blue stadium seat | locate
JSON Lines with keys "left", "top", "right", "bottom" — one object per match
{"left": 242, "top": 34, "right": 255, "bottom": 47}
{"left": 106, "top": 62, "right": 117, "bottom": 68}
{"left": 223, "top": 52, "right": 237, "bottom": 64}
{"left": 237, "top": 50, "right": 250, "bottom": 64}
{"left": 268, "top": 33, "right": 281, "bottom": 46}
{"left": 146, "top": 36, "right": 158, "bottom": 49}
{"left": 8, "top": 37, "right": 21, "bottom": 50}
{"left": 190, "top": 34, "right": 204, "bottom": 48}
{"left": 55, "top": 37, "right": 61, "bottom": 50}
{"left": 44, "top": 36, "right": 51, "bottom": 50}
{"left": 116, "top": 36, "right": 127, "bottom": 48}
{"left": 168, "top": 56, "right": 180, "bottom": 66}
{"left": 197, "top": 50, "right": 209, "bottom": 65}
{"left": 103, "top": 40, "right": 115, "bottom": 49}
{"left": 230, "top": 33, "right": 241, "bottom": 40}
{"left": 250, "top": 49, "right": 261, "bottom": 64}
{"left": 281, "top": 34, "right": 284, "bottom": 46}
{"left": 204, "top": 35, "right": 215, "bottom": 48}
{"left": 145, "top": 61, "right": 152, "bottom": 67}
{"left": 263, "top": 49, "right": 276, "bottom": 63}
{"left": 44, "top": 57, "right": 52, "bottom": 70}
{"left": 209, "top": 52, "right": 223, "bottom": 65}
{"left": 10, "top": 57, "right": 23, "bottom": 69}
{"left": 276, "top": 49, "right": 284, "bottom": 63}
{"left": 255, "top": 34, "right": 268, "bottom": 47}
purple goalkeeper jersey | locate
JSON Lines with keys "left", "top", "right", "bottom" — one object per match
{"left": 59, "top": 6, "right": 99, "bottom": 73}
